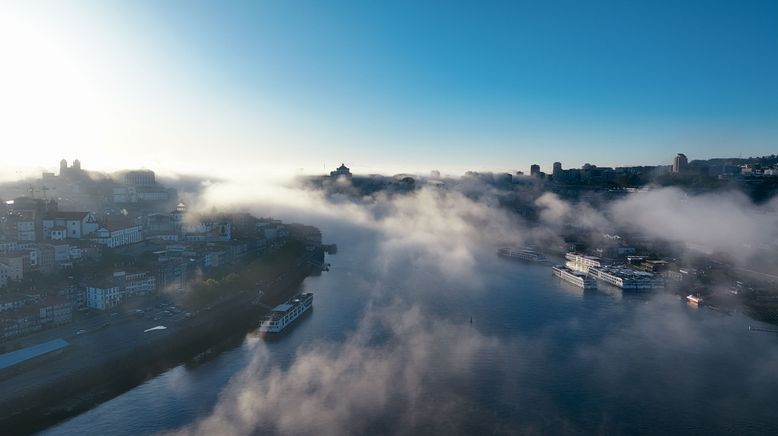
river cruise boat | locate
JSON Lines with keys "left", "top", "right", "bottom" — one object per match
{"left": 552, "top": 265, "right": 597, "bottom": 290}
{"left": 588, "top": 265, "right": 664, "bottom": 290}
{"left": 259, "top": 293, "right": 313, "bottom": 335}
{"left": 497, "top": 247, "right": 546, "bottom": 262}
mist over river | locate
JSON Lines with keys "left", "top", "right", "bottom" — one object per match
{"left": 44, "top": 216, "right": 778, "bottom": 435}
{"left": 3, "top": 1, "right": 778, "bottom": 433}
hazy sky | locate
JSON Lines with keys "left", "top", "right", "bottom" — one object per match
{"left": 2, "top": 0, "right": 777, "bottom": 177}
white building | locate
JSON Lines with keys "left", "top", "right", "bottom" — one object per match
{"left": 49, "top": 226, "right": 67, "bottom": 241}
{"left": 112, "top": 186, "right": 169, "bottom": 203}
{"left": 86, "top": 285, "right": 122, "bottom": 310}
{"left": 672, "top": 153, "right": 688, "bottom": 173}
{"left": 42, "top": 212, "right": 99, "bottom": 240}
{"left": 95, "top": 221, "right": 143, "bottom": 248}
{"left": 86, "top": 271, "right": 156, "bottom": 309}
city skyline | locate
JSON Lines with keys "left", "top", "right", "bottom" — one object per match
{"left": 4, "top": 3, "right": 778, "bottom": 434}
{"left": 1, "top": 0, "right": 776, "bottom": 177}
{"left": 10, "top": 149, "right": 777, "bottom": 184}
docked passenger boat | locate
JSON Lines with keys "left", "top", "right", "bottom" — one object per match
{"left": 259, "top": 293, "right": 313, "bottom": 335}
{"left": 552, "top": 265, "right": 597, "bottom": 290}
{"left": 497, "top": 247, "right": 546, "bottom": 262}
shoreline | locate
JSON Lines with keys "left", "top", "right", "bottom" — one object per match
{"left": 0, "top": 248, "right": 317, "bottom": 435}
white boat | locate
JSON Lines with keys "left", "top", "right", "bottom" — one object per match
{"left": 552, "top": 265, "right": 597, "bottom": 290}
{"left": 259, "top": 293, "right": 313, "bottom": 335}
{"left": 497, "top": 247, "right": 546, "bottom": 262}
{"left": 686, "top": 294, "right": 703, "bottom": 305}
{"left": 588, "top": 265, "right": 664, "bottom": 290}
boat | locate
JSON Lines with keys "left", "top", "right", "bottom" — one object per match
{"left": 497, "top": 247, "right": 546, "bottom": 262}
{"left": 552, "top": 265, "right": 597, "bottom": 290}
{"left": 259, "top": 293, "right": 314, "bottom": 335}
{"left": 686, "top": 294, "right": 703, "bottom": 305}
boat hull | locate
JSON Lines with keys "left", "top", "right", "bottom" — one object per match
{"left": 259, "top": 307, "right": 313, "bottom": 340}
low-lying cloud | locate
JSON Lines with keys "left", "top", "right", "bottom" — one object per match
{"left": 610, "top": 187, "right": 778, "bottom": 261}
{"left": 171, "top": 303, "right": 513, "bottom": 436}
{"left": 163, "top": 175, "right": 778, "bottom": 435}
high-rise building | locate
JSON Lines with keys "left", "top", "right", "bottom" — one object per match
{"left": 530, "top": 164, "right": 540, "bottom": 177}
{"left": 552, "top": 162, "right": 562, "bottom": 179}
{"left": 672, "top": 153, "right": 688, "bottom": 173}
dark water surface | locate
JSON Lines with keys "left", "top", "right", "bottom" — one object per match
{"left": 43, "top": 245, "right": 778, "bottom": 435}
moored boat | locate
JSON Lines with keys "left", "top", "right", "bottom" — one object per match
{"left": 552, "top": 265, "right": 597, "bottom": 290}
{"left": 497, "top": 247, "right": 546, "bottom": 262}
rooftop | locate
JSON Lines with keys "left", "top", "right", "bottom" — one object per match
{"left": 272, "top": 303, "right": 293, "bottom": 313}
{"left": 44, "top": 211, "right": 91, "bottom": 220}
{"left": 0, "top": 339, "right": 70, "bottom": 371}
{"left": 101, "top": 219, "right": 140, "bottom": 231}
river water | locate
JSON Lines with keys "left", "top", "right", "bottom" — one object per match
{"left": 43, "top": 234, "right": 778, "bottom": 435}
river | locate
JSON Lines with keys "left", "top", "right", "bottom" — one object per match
{"left": 43, "top": 235, "right": 778, "bottom": 435}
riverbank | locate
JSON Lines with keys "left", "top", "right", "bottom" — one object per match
{"left": 0, "top": 242, "right": 320, "bottom": 435}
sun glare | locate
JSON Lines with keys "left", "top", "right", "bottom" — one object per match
{"left": 0, "top": 14, "right": 104, "bottom": 164}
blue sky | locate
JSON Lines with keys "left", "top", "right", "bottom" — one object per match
{"left": 2, "top": 0, "right": 777, "bottom": 176}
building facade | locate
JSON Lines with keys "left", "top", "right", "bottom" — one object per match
{"left": 672, "top": 153, "right": 689, "bottom": 173}
{"left": 124, "top": 169, "right": 156, "bottom": 186}
{"left": 0, "top": 253, "right": 27, "bottom": 281}
{"left": 39, "top": 297, "right": 73, "bottom": 326}
{"left": 94, "top": 222, "right": 143, "bottom": 248}
{"left": 86, "top": 271, "right": 157, "bottom": 310}
{"left": 86, "top": 285, "right": 122, "bottom": 310}
{"left": 42, "top": 212, "right": 99, "bottom": 240}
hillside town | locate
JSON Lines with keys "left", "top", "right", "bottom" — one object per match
{"left": 0, "top": 160, "right": 314, "bottom": 345}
